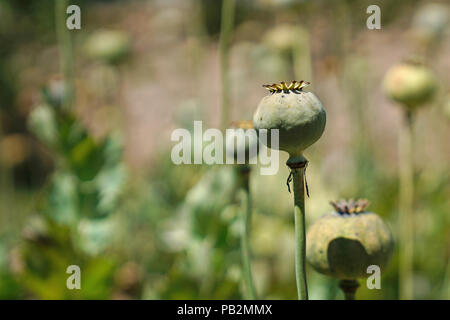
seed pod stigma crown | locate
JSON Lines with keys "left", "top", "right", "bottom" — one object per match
{"left": 330, "top": 199, "right": 370, "bottom": 215}
{"left": 262, "top": 80, "right": 310, "bottom": 94}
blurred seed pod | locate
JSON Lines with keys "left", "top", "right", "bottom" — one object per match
{"left": 225, "top": 120, "right": 259, "bottom": 164}
{"left": 306, "top": 199, "right": 394, "bottom": 280}
{"left": 411, "top": 3, "right": 449, "bottom": 47}
{"left": 84, "top": 30, "right": 131, "bottom": 65}
{"left": 383, "top": 61, "right": 437, "bottom": 109}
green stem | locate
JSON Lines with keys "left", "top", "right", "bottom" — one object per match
{"left": 339, "top": 279, "right": 359, "bottom": 300}
{"left": 237, "top": 166, "right": 257, "bottom": 299}
{"left": 292, "top": 29, "right": 313, "bottom": 84}
{"left": 55, "top": 0, "right": 75, "bottom": 109}
{"left": 288, "top": 156, "right": 308, "bottom": 300}
{"left": 219, "top": 0, "right": 235, "bottom": 130}
{"left": 398, "top": 110, "right": 414, "bottom": 300}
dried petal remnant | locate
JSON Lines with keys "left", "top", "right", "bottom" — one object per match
{"left": 263, "top": 81, "right": 310, "bottom": 94}
{"left": 330, "top": 199, "right": 370, "bottom": 215}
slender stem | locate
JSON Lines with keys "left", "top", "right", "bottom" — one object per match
{"left": 237, "top": 166, "right": 257, "bottom": 299}
{"left": 398, "top": 110, "right": 414, "bottom": 300}
{"left": 219, "top": 0, "right": 235, "bottom": 130}
{"left": 339, "top": 279, "right": 359, "bottom": 300}
{"left": 288, "top": 156, "right": 308, "bottom": 300}
{"left": 292, "top": 28, "right": 313, "bottom": 84}
{"left": 55, "top": 0, "right": 74, "bottom": 109}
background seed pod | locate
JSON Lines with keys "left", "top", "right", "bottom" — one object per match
{"left": 383, "top": 62, "right": 437, "bottom": 109}
{"left": 411, "top": 3, "right": 449, "bottom": 46}
{"left": 225, "top": 120, "right": 259, "bottom": 164}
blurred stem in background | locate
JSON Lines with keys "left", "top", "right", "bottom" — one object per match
{"left": 236, "top": 165, "right": 257, "bottom": 299}
{"left": 398, "top": 110, "right": 414, "bottom": 300}
{"left": 55, "top": 0, "right": 74, "bottom": 109}
{"left": 292, "top": 28, "right": 312, "bottom": 85}
{"left": 343, "top": 56, "right": 376, "bottom": 196}
{"left": 219, "top": 0, "right": 235, "bottom": 130}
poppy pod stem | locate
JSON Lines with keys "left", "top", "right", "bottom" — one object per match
{"left": 339, "top": 279, "right": 359, "bottom": 300}
{"left": 236, "top": 165, "right": 257, "bottom": 299}
{"left": 399, "top": 109, "right": 415, "bottom": 300}
{"left": 287, "top": 155, "right": 309, "bottom": 300}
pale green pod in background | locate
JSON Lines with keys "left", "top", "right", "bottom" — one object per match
{"left": 226, "top": 120, "right": 259, "bottom": 164}
{"left": 383, "top": 62, "right": 437, "bottom": 109}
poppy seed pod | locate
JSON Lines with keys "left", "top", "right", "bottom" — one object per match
{"left": 411, "top": 3, "right": 449, "bottom": 46}
{"left": 383, "top": 62, "right": 437, "bottom": 109}
{"left": 306, "top": 199, "right": 394, "bottom": 280}
{"left": 253, "top": 81, "right": 326, "bottom": 156}
{"left": 226, "top": 120, "right": 259, "bottom": 164}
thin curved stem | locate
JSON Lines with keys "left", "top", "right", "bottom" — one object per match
{"left": 399, "top": 110, "right": 414, "bottom": 300}
{"left": 289, "top": 160, "right": 308, "bottom": 300}
{"left": 238, "top": 166, "right": 257, "bottom": 299}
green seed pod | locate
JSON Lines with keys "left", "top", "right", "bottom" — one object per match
{"left": 411, "top": 3, "right": 449, "bottom": 46}
{"left": 84, "top": 30, "right": 131, "bottom": 65}
{"left": 383, "top": 61, "right": 437, "bottom": 109}
{"left": 306, "top": 199, "right": 394, "bottom": 280}
{"left": 226, "top": 120, "right": 259, "bottom": 164}
{"left": 253, "top": 81, "right": 326, "bottom": 156}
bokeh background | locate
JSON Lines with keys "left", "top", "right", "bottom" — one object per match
{"left": 0, "top": 0, "right": 449, "bottom": 299}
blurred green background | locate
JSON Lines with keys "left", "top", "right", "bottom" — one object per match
{"left": 0, "top": 0, "right": 449, "bottom": 299}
